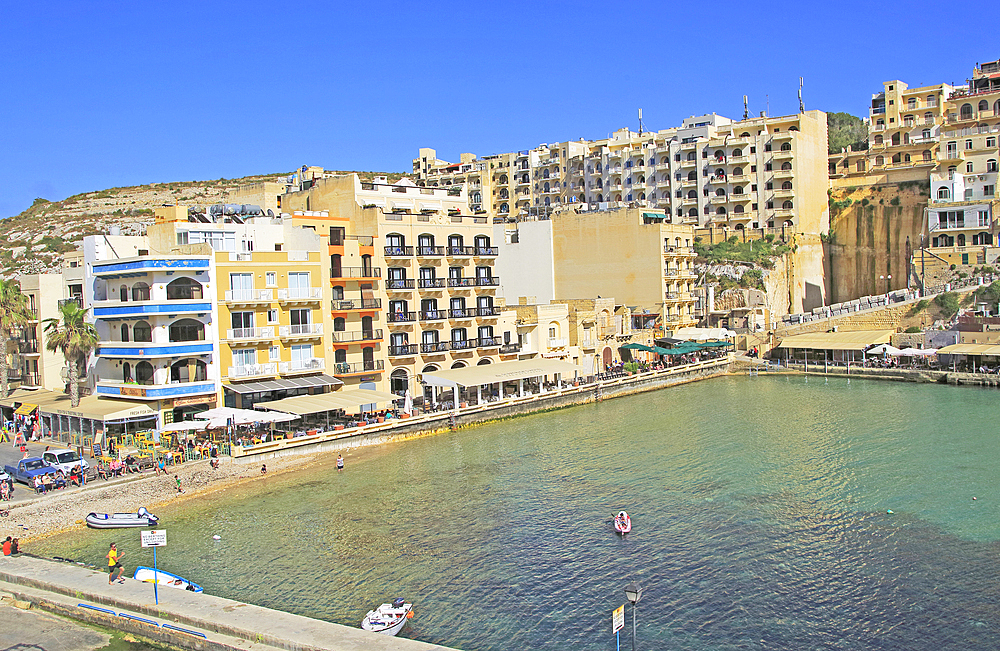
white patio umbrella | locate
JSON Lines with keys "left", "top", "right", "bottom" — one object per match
{"left": 867, "top": 344, "right": 902, "bottom": 356}
{"left": 403, "top": 389, "right": 413, "bottom": 415}
{"left": 898, "top": 347, "right": 938, "bottom": 356}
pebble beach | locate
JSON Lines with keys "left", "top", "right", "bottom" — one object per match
{"left": 0, "top": 454, "right": 327, "bottom": 544}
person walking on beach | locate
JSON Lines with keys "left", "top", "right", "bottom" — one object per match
{"left": 174, "top": 475, "right": 182, "bottom": 494}
{"left": 260, "top": 464, "right": 267, "bottom": 475}
{"left": 107, "top": 543, "right": 125, "bottom": 584}
{"left": 336, "top": 454, "right": 344, "bottom": 472}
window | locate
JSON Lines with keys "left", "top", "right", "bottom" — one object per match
{"left": 985, "top": 185, "right": 995, "bottom": 197}
{"left": 782, "top": 201, "right": 793, "bottom": 210}
{"left": 266, "top": 272, "right": 276, "bottom": 286}
{"left": 231, "top": 311, "right": 254, "bottom": 334}
{"left": 781, "top": 181, "right": 792, "bottom": 190}
{"left": 764, "top": 163, "right": 772, "bottom": 171}
{"left": 166, "top": 277, "right": 202, "bottom": 300}
{"left": 907, "top": 98, "right": 916, "bottom": 109}
{"left": 987, "top": 138, "right": 996, "bottom": 148}
{"left": 290, "top": 344, "right": 313, "bottom": 366}
{"left": 765, "top": 182, "right": 773, "bottom": 190}
{"left": 267, "top": 309, "right": 278, "bottom": 324}
{"left": 229, "top": 273, "right": 253, "bottom": 300}
{"left": 288, "top": 272, "right": 310, "bottom": 297}
{"left": 922, "top": 129, "right": 931, "bottom": 140}
{"left": 966, "top": 139, "right": 974, "bottom": 150}
{"left": 987, "top": 159, "right": 998, "bottom": 172}
{"left": 874, "top": 134, "right": 884, "bottom": 144}
{"left": 133, "top": 321, "right": 151, "bottom": 342}
{"left": 232, "top": 348, "right": 256, "bottom": 368}
{"left": 967, "top": 162, "right": 975, "bottom": 173}
{"left": 269, "top": 346, "right": 280, "bottom": 361}
{"left": 937, "top": 187, "right": 951, "bottom": 199}
{"left": 169, "top": 319, "right": 205, "bottom": 342}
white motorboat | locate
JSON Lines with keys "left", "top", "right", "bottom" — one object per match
{"left": 85, "top": 507, "right": 158, "bottom": 529}
{"left": 133, "top": 566, "right": 203, "bottom": 592}
{"left": 361, "top": 598, "right": 413, "bottom": 636}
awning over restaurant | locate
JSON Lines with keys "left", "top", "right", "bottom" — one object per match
{"left": 937, "top": 343, "right": 1000, "bottom": 355}
{"left": 14, "top": 403, "right": 37, "bottom": 416}
{"left": 158, "top": 421, "right": 212, "bottom": 433}
{"left": 777, "top": 330, "right": 893, "bottom": 351}
{"left": 225, "top": 374, "right": 343, "bottom": 394}
{"left": 255, "top": 389, "right": 401, "bottom": 415}
{"left": 0, "top": 388, "right": 51, "bottom": 409}
{"left": 421, "top": 359, "right": 585, "bottom": 389}
{"left": 42, "top": 394, "right": 159, "bottom": 422}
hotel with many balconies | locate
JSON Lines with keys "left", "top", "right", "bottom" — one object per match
{"left": 280, "top": 173, "right": 504, "bottom": 398}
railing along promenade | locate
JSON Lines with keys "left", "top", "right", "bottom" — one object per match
{"left": 231, "top": 355, "right": 732, "bottom": 461}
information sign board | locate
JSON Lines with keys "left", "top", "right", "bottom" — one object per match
{"left": 140, "top": 530, "right": 167, "bottom": 548}
{"left": 613, "top": 604, "right": 625, "bottom": 634}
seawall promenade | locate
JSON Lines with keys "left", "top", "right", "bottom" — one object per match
{"left": 0, "top": 555, "right": 456, "bottom": 651}
{"left": 230, "top": 356, "right": 733, "bottom": 463}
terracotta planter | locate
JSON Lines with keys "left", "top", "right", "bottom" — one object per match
{"left": 401, "top": 413, "right": 411, "bottom": 419}
{"left": 334, "top": 425, "right": 345, "bottom": 431}
{"left": 460, "top": 402, "right": 468, "bottom": 408}
{"left": 377, "top": 417, "right": 385, "bottom": 423}
{"left": 284, "top": 432, "right": 293, "bottom": 440}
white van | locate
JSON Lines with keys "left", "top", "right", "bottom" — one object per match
{"left": 42, "top": 449, "right": 90, "bottom": 474}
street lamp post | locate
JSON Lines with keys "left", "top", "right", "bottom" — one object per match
{"left": 624, "top": 582, "right": 642, "bottom": 651}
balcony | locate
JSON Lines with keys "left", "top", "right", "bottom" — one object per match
{"left": 449, "top": 308, "right": 474, "bottom": 320}
{"left": 728, "top": 155, "right": 749, "bottom": 164}
{"left": 385, "top": 245, "right": 414, "bottom": 257}
{"left": 499, "top": 343, "right": 521, "bottom": 354}
{"left": 417, "top": 278, "right": 447, "bottom": 290}
{"left": 475, "top": 276, "right": 499, "bottom": 287}
{"left": 547, "top": 337, "right": 568, "bottom": 348}
{"left": 416, "top": 246, "right": 445, "bottom": 257}
{"left": 420, "top": 341, "right": 450, "bottom": 354}
{"left": 729, "top": 174, "right": 751, "bottom": 183}
{"left": 92, "top": 257, "right": 211, "bottom": 277}
{"left": 419, "top": 310, "right": 448, "bottom": 322}
{"left": 476, "top": 306, "right": 499, "bottom": 317}
{"left": 93, "top": 299, "right": 213, "bottom": 319}
{"left": 223, "top": 327, "right": 277, "bottom": 345}
{"left": 773, "top": 169, "right": 794, "bottom": 179}
{"left": 330, "top": 267, "right": 381, "bottom": 280}
{"left": 18, "top": 339, "right": 39, "bottom": 354}
{"left": 18, "top": 372, "right": 40, "bottom": 386}
{"left": 448, "top": 277, "right": 477, "bottom": 289}
{"left": 388, "top": 344, "right": 419, "bottom": 357}
{"left": 710, "top": 195, "right": 728, "bottom": 204}
{"left": 278, "top": 323, "right": 323, "bottom": 339}
{"left": 664, "top": 246, "right": 696, "bottom": 256}
{"left": 332, "top": 360, "right": 384, "bottom": 376}
{"left": 224, "top": 289, "right": 273, "bottom": 304}
{"left": 229, "top": 363, "right": 277, "bottom": 378}
{"left": 477, "top": 337, "right": 501, "bottom": 349}
{"left": 388, "top": 311, "right": 417, "bottom": 324}
{"left": 331, "top": 299, "right": 381, "bottom": 312}
{"left": 96, "top": 341, "right": 215, "bottom": 358}
{"left": 475, "top": 247, "right": 499, "bottom": 257}
{"left": 279, "top": 358, "right": 326, "bottom": 374}
{"left": 97, "top": 379, "right": 217, "bottom": 400}
{"left": 773, "top": 188, "right": 794, "bottom": 198}
{"left": 331, "top": 329, "right": 382, "bottom": 343}
{"left": 772, "top": 150, "right": 794, "bottom": 159}
{"left": 386, "top": 278, "right": 415, "bottom": 291}
{"left": 447, "top": 246, "right": 475, "bottom": 257}
{"left": 278, "top": 287, "right": 322, "bottom": 302}
{"left": 25, "top": 307, "right": 39, "bottom": 322}
{"left": 664, "top": 269, "right": 696, "bottom": 278}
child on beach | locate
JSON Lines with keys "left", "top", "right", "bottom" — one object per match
{"left": 174, "top": 475, "right": 182, "bottom": 493}
{"left": 336, "top": 454, "right": 344, "bottom": 471}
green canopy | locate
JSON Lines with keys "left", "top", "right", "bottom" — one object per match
{"left": 698, "top": 340, "right": 733, "bottom": 348}
{"left": 659, "top": 345, "right": 702, "bottom": 355}
{"left": 620, "top": 343, "right": 655, "bottom": 351}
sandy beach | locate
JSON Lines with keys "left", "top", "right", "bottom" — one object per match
{"left": 0, "top": 452, "right": 337, "bottom": 544}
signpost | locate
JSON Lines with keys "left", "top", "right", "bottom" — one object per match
{"left": 140, "top": 529, "right": 167, "bottom": 605}
{"left": 612, "top": 604, "right": 625, "bottom": 651}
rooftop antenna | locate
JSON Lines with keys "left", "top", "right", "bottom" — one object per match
{"left": 766, "top": 95, "right": 769, "bottom": 117}
{"left": 799, "top": 77, "right": 804, "bottom": 113}
{"left": 743, "top": 95, "right": 749, "bottom": 120}
{"left": 638, "top": 108, "right": 644, "bottom": 135}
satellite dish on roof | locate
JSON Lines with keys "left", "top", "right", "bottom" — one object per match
{"left": 266, "top": 209, "right": 274, "bottom": 218}
{"left": 109, "top": 226, "right": 121, "bottom": 236}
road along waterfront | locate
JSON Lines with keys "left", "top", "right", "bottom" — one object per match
{"left": 35, "top": 374, "right": 1000, "bottom": 650}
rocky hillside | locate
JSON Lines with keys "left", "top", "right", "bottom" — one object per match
{"left": 0, "top": 170, "right": 404, "bottom": 278}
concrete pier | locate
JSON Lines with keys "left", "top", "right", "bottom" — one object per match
{"left": 0, "top": 555, "right": 457, "bottom": 651}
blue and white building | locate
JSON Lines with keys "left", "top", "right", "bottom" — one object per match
{"left": 85, "top": 238, "right": 221, "bottom": 428}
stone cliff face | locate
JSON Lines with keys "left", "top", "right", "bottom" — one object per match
{"left": 826, "top": 183, "right": 928, "bottom": 303}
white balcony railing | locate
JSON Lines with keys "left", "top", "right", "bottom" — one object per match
{"left": 278, "top": 287, "right": 322, "bottom": 301}
{"left": 548, "top": 337, "right": 569, "bottom": 348}
{"left": 278, "top": 323, "right": 323, "bottom": 337}
{"left": 228, "top": 363, "right": 277, "bottom": 378}
{"left": 279, "top": 358, "right": 326, "bottom": 373}
{"left": 225, "top": 289, "right": 273, "bottom": 302}
{"left": 226, "top": 327, "right": 274, "bottom": 340}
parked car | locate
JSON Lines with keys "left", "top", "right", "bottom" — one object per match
{"left": 42, "top": 449, "right": 90, "bottom": 474}
{"left": 4, "top": 457, "right": 53, "bottom": 486}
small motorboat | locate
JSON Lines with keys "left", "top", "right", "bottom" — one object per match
{"left": 614, "top": 511, "right": 632, "bottom": 534}
{"left": 133, "top": 566, "right": 202, "bottom": 593}
{"left": 85, "top": 507, "right": 158, "bottom": 529}
{"left": 361, "top": 598, "right": 413, "bottom": 636}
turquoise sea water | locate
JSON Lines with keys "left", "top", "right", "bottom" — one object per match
{"left": 43, "top": 376, "right": 1000, "bottom": 650}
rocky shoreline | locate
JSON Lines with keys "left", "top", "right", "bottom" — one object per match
{"left": 0, "top": 453, "right": 328, "bottom": 545}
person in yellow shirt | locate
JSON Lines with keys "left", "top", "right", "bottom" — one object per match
{"left": 107, "top": 542, "right": 125, "bottom": 584}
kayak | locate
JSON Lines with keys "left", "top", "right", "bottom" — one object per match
{"left": 361, "top": 598, "right": 413, "bottom": 636}
{"left": 133, "top": 566, "right": 203, "bottom": 593}
{"left": 614, "top": 511, "right": 631, "bottom": 534}
{"left": 86, "top": 507, "right": 158, "bottom": 529}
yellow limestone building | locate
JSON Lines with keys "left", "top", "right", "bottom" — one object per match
{"left": 495, "top": 207, "right": 700, "bottom": 330}
{"left": 150, "top": 206, "right": 339, "bottom": 409}
{"left": 280, "top": 174, "right": 505, "bottom": 400}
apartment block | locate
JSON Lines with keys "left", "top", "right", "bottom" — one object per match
{"left": 495, "top": 207, "right": 699, "bottom": 330}
{"left": 416, "top": 110, "right": 829, "bottom": 237}
{"left": 10, "top": 274, "right": 72, "bottom": 392}
{"left": 280, "top": 173, "right": 503, "bottom": 399}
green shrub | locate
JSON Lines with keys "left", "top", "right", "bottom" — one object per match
{"left": 890, "top": 196, "right": 900, "bottom": 206}
{"left": 908, "top": 299, "right": 930, "bottom": 316}
{"left": 934, "top": 292, "right": 960, "bottom": 317}
{"left": 904, "top": 326, "right": 922, "bottom": 333}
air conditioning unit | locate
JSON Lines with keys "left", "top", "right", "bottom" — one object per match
{"left": 980, "top": 175, "right": 987, "bottom": 181}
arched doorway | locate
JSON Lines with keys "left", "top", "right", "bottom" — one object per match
{"left": 602, "top": 347, "right": 613, "bottom": 371}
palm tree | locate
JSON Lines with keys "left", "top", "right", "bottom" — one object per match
{"left": 0, "top": 280, "right": 34, "bottom": 399}
{"left": 44, "top": 301, "right": 100, "bottom": 408}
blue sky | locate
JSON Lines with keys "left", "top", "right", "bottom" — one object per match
{"left": 0, "top": 0, "right": 987, "bottom": 218}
